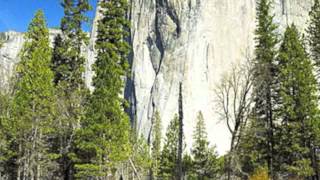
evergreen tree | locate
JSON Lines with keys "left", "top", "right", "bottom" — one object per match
{"left": 151, "top": 110, "right": 162, "bottom": 179}
{"left": 74, "top": 0, "right": 131, "bottom": 178}
{"left": 130, "top": 134, "right": 152, "bottom": 178}
{"left": 52, "top": 0, "right": 91, "bottom": 86}
{"left": 12, "top": 10, "right": 56, "bottom": 179}
{"left": 50, "top": 0, "right": 91, "bottom": 178}
{"left": 182, "top": 153, "right": 195, "bottom": 179}
{"left": 159, "top": 114, "right": 186, "bottom": 179}
{"left": 237, "top": 120, "right": 262, "bottom": 178}
{"left": 191, "top": 111, "right": 220, "bottom": 180}
{"left": 276, "top": 24, "right": 319, "bottom": 178}
{"left": 251, "top": 0, "right": 278, "bottom": 176}
{"left": 159, "top": 115, "right": 180, "bottom": 179}
{"left": 307, "top": 1, "right": 320, "bottom": 178}
{"left": 307, "top": 0, "right": 320, "bottom": 76}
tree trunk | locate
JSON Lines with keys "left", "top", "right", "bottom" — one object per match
{"left": 227, "top": 132, "right": 236, "bottom": 180}
{"left": 17, "top": 143, "right": 22, "bottom": 180}
{"left": 311, "top": 145, "right": 320, "bottom": 180}
{"left": 267, "top": 87, "right": 274, "bottom": 179}
{"left": 177, "top": 83, "right": 183, "bottom": 180}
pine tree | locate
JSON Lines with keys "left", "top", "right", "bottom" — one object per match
{"left": 159, "top": 114, "right": 186, "bottom": 179}
{"left": 251, "top": 0, "right": 278, "bottom": 176}
{"left": 307, "top": 0, "right": 320, "bottom": 76}
{"left": 12, "top": 10, "right": 56, "bottom": 179}
{"left": 74, "top": 0, "right": 131, "bottom": 178}
{"left": 130, "top": 134, "right": 152, "bottom": 178}
{"left": 191, "top": 111, "right": 219, "bottom": 180}
{"left": 182, "top": 153, "right": 196, "bottom": 179}
{"left": 52, "top": 0, "right": 91, "bottom": 86}
{"left": 237, "top": 120, "right": 262, "bottom": 177}
{"left": 151, "top": 110, "right": 162, "bottom": 179}
{"left": 276, "top": 24, "right": 319, "bottom": 178}
{"left": 307, "top": 1, "right": 320, "bottom": 178}
{"left": 159, "top": 115, "right": 180, "bottom": 179}
{"left": 50, "top": 0, "right": 91, "bottom": 178}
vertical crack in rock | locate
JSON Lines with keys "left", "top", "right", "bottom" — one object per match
{"left": 206, "top": 44, "right": 210, "bottom": 81}
{"left": 281, "top": 0, "right": 286, "bottom": 15}
{"left": 154, "top": 0, "right": 165, "bottom": 75}
{"left": 157, "top": 0, "right": 181, "bottom": 38}
{"left": 124, "top": 35, "right": 136, "bottom": 124}
{"left": 124, "top": 74, "right": 137, "bottom": 126}
{"left": 163, "top": 0, "right": 181, "bottom": 37}
{"left": 125, "top": 0, "right": 140, "bottom": 125}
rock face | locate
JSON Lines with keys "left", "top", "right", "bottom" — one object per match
{"left": 0, "top": 31, "right": 24, "bottom": 90}
{"left": 0, "top": 29, "right": 60, "bottom": 91}
{"left": 0, "top": 0, "right": 314, "bottom": 154}
{"left": 127, "top": 0, "right": 313, "bottom": 154}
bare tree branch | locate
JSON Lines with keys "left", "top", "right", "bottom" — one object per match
{"left": 215, "top": 54, "right": 254, "bottom": 180}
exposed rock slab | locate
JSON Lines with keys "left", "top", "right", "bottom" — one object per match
{"left": 0, "top": 0, "right": 314, "bottom": 154}
{"left": 128, "top": 0, "right": 313, "bottom": 154}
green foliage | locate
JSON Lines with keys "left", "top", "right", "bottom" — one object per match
{"left": 151, "top": 111, "right": 162, "bottom": 179}
{"left": 0, "top": 92, "right": 15, "bottom": 177}
{"left": 159, "top": 114, "right": 180, "bottom": 179}
{"left": 52, "top": 0, "right": 91, "bottom": 86}
{"left": 131, "top": 135, "right": 152, "bottom": 176}
{"left": 275, "top": 24, "right": 318, "bottom": 178}
{"left": 50, "top": 0, "right": 91, "bottom": 178}
{"left": 189, "top": 112, "right": 221, "bottom": 179}
{"left": 237, "top": 120, "right": 262, "bottom": 177}
{"left": 2, "top": 1, "right": 320, "bottom": 179}
{"left": 251, "top": 0, "right": 279, "bottom": 175}
{"left": 74, "top": 0, "right": 131, "bottom": 178}
{"left": 12, "top": 10, "right": 57, "bottom": 179}
{"left": 0, "top": 40, "right": 4, "bottom": 49}
{"left": 182, "top": 153, "right": 195, "bottom": 179}
{"left": 308, "top": 0, "right": 320, "bottom": 70}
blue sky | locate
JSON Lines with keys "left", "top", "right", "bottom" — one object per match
{"left": 0, "top": 0, "right": 97, "bottom": 32}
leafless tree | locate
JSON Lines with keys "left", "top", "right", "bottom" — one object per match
{"left": 215, "top": 56, "right": 254, "bottom": 180}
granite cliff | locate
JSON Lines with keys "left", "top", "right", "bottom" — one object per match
{"left": 0, "top": 0, "right": 313, "bottom": 153}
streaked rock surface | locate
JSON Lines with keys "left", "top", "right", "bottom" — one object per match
{"left": 0, "top": 0, "right": 313, "bottom": 153}
{"left": 127, "top": 0, "right": 313, "bottom": 154}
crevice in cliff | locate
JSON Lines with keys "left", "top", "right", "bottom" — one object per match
{"left": 154, "top": 0, "right": 165, "bottom": 75}
{"left": 206, "top": 44, "right": 209, "bottom": 81}
{"left": 281, "top": 0, "right": 286, "bottom": 15}
{"left": 124, "top": 73, "right": 137, "bottom": 126}
{"left": 153, "top": 0, "right": 182, "bottom": 75}
{"left": 147, "top": 100, "right": 156, "bottom": 144}
{"left": 125, "top": 1, "right": 137, "bottom": 125}
{"left": 159, "top": 0, "right": 181, "bottom": 37}
{"left": 163, "top": 0, "right": 181, "bottom": 37}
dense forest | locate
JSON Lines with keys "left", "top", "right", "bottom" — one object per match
{"left": 1, "top": 0, "right": 320, "bottom": 179}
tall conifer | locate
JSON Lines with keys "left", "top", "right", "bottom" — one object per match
{"left": 159, "top": 115, "right": 180, "bottom": 179}
{"left": 308, "top": 0, "right": 320, "bottom": 76}
{"left": 51, "top": 0, "right": 91, "bottom": 178}
{"left": 12, "top": 10, "right": 56, "bottom": 179}
{"left": 252, "top": 0, "right": 278, "bottom": 175}
{"left": 307, "top": 1, "right": 320, "bottom": 178}
{"left": 151, "top": 111, "right": 162, "bottom": 179}
{"left": 276, "top": 24, "right": 319, "bottom": 178}
{"left": 191, "top": 112, "right": 219, "bottom": 179}
{"left": 75, "top": 0, "right": 131, "bottom": 178}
